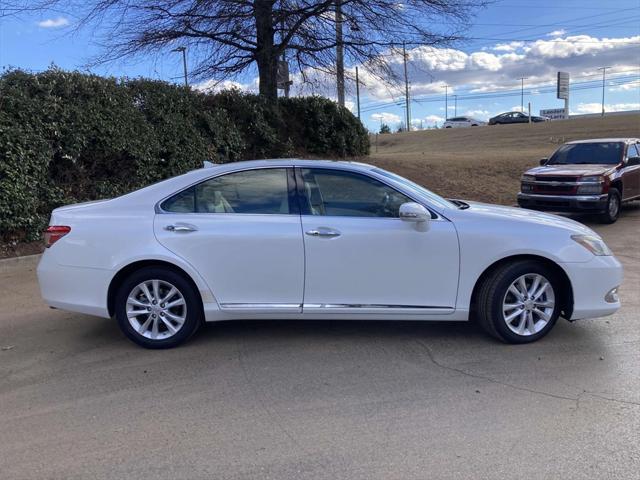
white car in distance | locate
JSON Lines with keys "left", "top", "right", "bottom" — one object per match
{"left": 443, "top": 116, "right": 486, "bottom": 128}
{"left": 37, "top": 160, "right": 623, "bottom": 348}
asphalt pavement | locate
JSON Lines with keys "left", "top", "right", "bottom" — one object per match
{"left": 1, "top": 205, "right": 639, "bottom": 480}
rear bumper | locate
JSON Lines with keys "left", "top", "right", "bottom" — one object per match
{"left": 518, "top": 193, "right": 608, "bottom": 213}
{"left": 561, "top": 255, "right": 623, "bottom": 320}
{"left": 37, "top": 250, "right": 113, "bottom": 318}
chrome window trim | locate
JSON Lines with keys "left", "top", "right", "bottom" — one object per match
{"left": 155, "top": 163, "right": 451, "bottom": 221}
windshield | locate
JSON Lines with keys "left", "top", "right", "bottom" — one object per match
{"left": 547, "top": 142, "right": 624, "bottom": 165}
{"left": 371, "top": 168, "right": 456, "bottom": 209}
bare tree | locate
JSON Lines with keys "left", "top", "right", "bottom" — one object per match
{"left": 11, "top": 1, "right": 486, "bottom": 100}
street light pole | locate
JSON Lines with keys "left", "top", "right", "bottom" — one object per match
{"left": 355, "top": 66, "right": 361, "bottom": 119}
{"left": 453, "top": 94, "right": 457, "bottom": 117}
{"left": 335, "top": 0, "right": 345, "bottom": 107}
{"left": 172, "top": 47, "right": 188, "bottom": 87}
{"left": 598, "top": 67, "right": 610, "bottom": 117}
{"left": 519, "top": 77, "right": 528, "bottom": 112}
{"left": 444, "top": 84, "right": 448, "bottom": 120}
{"left": 402, "top": 42, "right": 410, "bottom": 131}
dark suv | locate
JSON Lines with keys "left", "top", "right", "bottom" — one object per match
{"left": 517, "top": 138, "right": 640, "bottom": 223}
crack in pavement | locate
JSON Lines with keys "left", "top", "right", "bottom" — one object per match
{"left": 414, "top": 339, "right": 640, "bottom": 409}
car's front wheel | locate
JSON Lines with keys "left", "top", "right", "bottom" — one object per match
{"left": 599, "top": 188, "right": 620, "bottom": 224}
{"left": 476, "top": 260, "right": 561, "bottom": 343}
{"left": 115, "top": 267, "right": 202, "bottom": 348}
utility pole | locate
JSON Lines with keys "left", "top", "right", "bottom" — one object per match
{"left": 402, "top": 42, "right": 410, "bottom": 131}
{"left": 453, "top": 95, "right": 457, "bottom": 116}
{"left": 519, "top": 77, "right": 528, "bottom": 112}
{"left": 444, "top": 85, "right": 448, "bottom": 120}
{"left": 598, "top": 67, "right": 610, "bottom": 117}
{"left": 172, "top": 47, "right": 188, "bottom": 87}
{"left": 335, "top": 0, "right": 345, "bottom": 107}
{"left": 355, "top": 66, "right": 361, "bottom": 119}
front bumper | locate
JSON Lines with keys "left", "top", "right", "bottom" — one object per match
{"left": 518, "top": 193, "right": 608, "bottom": 213}
{"left": 561, "top": 255, "right": 623, "bottom": 321}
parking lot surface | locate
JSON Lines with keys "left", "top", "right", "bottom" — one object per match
{"left": 1, "top": 206, "right": 639, "bottom": 480}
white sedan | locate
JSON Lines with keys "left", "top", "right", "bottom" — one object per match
{"left": 37, "top": 160, "right": 623, "bottom": 348}
{"left": 443, "top": 116, "right": 486, "bottom": 128}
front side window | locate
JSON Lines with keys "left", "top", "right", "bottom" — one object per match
{"left": 300, "top": 168, "right": 412, "bottom": 218}
{"left": 161, "top": 168, "right": 292, "bottom": 214}
{"left": 627, "top": 144, "right": 639, "bottom": 159}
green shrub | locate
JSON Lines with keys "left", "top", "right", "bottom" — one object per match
{"left": 0, "top": 68, "right": 369, "bottom": 241}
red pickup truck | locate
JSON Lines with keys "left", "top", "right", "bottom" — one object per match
{"left": 518, "top": 138, "right": 640, "bottom": 223}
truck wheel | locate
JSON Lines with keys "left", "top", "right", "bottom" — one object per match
{"left": 476, "top": 260, "right": 561, "bottom": 344}
{"left": 599, "top": 189, "right": 620, "bottom": 224}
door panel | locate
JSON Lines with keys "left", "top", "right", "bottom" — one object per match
{"left": 296, "top": 167, "right": 460, "bottom": 313}
{"left": 301, "top": 216, "right": 459, "bottom": 311}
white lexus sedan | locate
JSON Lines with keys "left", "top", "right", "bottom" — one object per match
{"left": 37, "top": 160, "right": 623, "bottom": 348}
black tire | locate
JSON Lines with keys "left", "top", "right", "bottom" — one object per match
{"left": 476, "top": 260, "right": 562, "bottom": 344}
{"left": 599, "top": 188, "right": 621, "bottom": 224}
{"left": 115, "top": 266, "right": 203, "bottom": 349}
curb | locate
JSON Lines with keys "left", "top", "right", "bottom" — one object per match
{"left": 0, "top": 253, "right": 42, "bottom": 270}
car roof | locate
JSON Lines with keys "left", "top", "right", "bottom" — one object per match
{"left": 567, "top": 138, "right": 639, "bottom": 144}
{"left": 198, "top": 158, "right": 376, "bottom": 171}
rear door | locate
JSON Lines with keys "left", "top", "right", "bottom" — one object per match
{"left": 154, "top": 167, "right": 305, "bottom": 313}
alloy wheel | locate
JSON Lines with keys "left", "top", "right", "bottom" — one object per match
{"left": 502, "top": 273, "right": 555, "bottom": 336}
{"left": 126, "top": 280, "right": 187, "bottom": 340}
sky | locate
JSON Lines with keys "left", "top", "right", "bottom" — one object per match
{"left": 1, "top": 0, "right": 639, "bottom": 132}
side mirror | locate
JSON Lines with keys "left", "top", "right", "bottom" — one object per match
{"left": 627, "top": 156, "right": 640, "bottom": 166}
{"left": 399, "top": 202, "right": 430, "bottom": 222}
{"left": 539, "top": 158, "right": 548, "bottom": 166}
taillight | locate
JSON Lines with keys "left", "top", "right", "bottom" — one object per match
{"left": 44, "top": 226, "right": 71, "bottom": 248}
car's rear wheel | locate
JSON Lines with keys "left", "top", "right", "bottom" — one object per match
{"left": 599, "top": 188, "right": 620, "bottom": 224}
{"left": 477, "top": 260, "right": 561, "bottom": 343}
{"left": 115, "top": 267, "right": 202, "bottom": 348}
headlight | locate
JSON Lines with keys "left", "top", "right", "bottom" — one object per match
{"left": 571, "top": 234, "right": 612, "bottom": 256}
{"left": 581, "top": 175, "right": 603, "bottom": 183}
{"left": 521, "top": 174, "right": 535, "bottom": 182}
{"left": 576, "top": 184, "right": 603, "bottom": 194}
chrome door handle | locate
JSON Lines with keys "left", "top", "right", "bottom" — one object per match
{"left": 165, "top": 224, "right": 198, "bottom": 233}
{"left": 305, "top": 228, "right": 341, "bottom": 238}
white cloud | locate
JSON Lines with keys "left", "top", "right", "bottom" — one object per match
{"left": 424, "top": 114, "right": 444, "bottom": 125}
{"left": 547, "top": 29, "right": 567, "bottom": 37}
{"left": 464, "top": 109, "right": 491, "bottom": 120}
{"left": 356, "top": 34, "right": 640, "bottom": 101}
{"left": 574, "top": 102, "right": 640, "bottom": 114}
{"left": 492, "top": 42, "right": 525, "bottom": 52}
{"left": 371, "top": 112, "right": 401, "bottom": 125}
{"left": 608, "top": 80, "right": 640, "bottom": 92}
{"left": 37, "top": 17, "right": 70, "bottom": 28}
{"left": 194, "top": 78, "right": 258, "bottom": 93}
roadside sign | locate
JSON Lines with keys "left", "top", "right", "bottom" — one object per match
{"left": 557, "top": 72, "right": 569, "bottom": 100}
{"left": 540, "top": 108, "right": 567, "bottom": 120}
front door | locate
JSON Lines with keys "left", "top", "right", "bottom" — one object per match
{"left": 623, "top": 143, "right": 640, "bottom": 199}
{"left": 297, "top": 167, "right": 459, "bottom": 314}
{"left": 154, "top": 167, "right": 304, "bottom": 312}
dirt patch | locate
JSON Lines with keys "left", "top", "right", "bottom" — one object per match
{"left": 366, "top": 114, "right": 640, "bottom": 205}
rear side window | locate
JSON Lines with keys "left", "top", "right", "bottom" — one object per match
{"left": 161, "top": 168, "right": 292, "bottom": 214}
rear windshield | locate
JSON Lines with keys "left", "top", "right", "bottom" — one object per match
{"left": 547, "top": 142, "right": 624, "bottom": 165}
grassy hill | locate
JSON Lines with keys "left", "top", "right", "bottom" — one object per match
{"left": 366, "top": 114, "right": 640, "bottom": 205}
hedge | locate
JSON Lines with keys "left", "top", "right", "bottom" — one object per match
{"left": 0, "top": 68, "right": 369, "bottom": 241}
